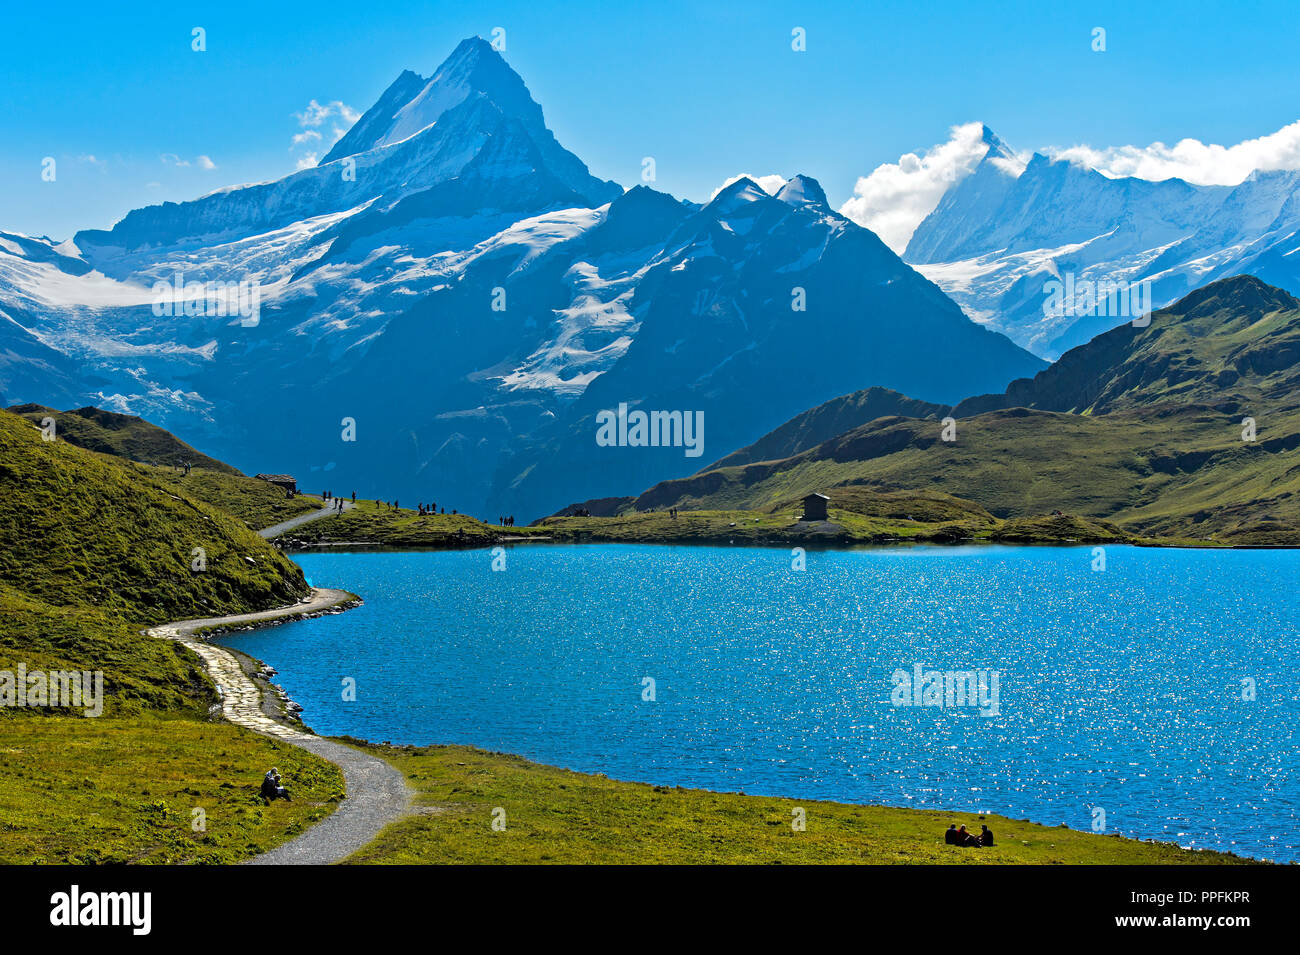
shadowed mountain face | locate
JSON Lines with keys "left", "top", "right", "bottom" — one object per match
{"left": 628, "top": 276, "right": 1300, "bottom": 542}
{"left": 0, "top": 40, "right": 1042, "bottom": 522}
{"left": 905, "top": 128, "right": 1300, "bottom": 360}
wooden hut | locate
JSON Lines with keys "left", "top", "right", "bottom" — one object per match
{"left": 801, "top": 492, "right": 829, "bottom": 521}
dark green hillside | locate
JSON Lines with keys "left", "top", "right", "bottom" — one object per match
{"left": 955, "top": 275, "right": 1300, "bottom": 415}
{"left": 136, "top": 463, "right": 318, "bottom": 530}
{"left": 0, "top": 409, "right": 307, "bottom": 623}
{"left": 8, "top": 403, "right": 238, "bottom": 474}
{"left": 6, "top": 403, "right": 317, "bottom": 529}
{"left": 0, "top": 582, "right": 207, "bottom": 717}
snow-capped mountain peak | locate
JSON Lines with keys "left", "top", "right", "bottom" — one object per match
{"left": 322, "top": 37, "right": 543, "bottom": 163}
{"left": 903, "top": 122, "right": 1300, "bottom": 359}
{"left": 776, "top": 174, "right": 829, "bottom": 209}
{"left": 705, "top": 176, "right": 772, "bottom": 210}
{"left": 73, "top": 37, "right": 619, "bottom": 260}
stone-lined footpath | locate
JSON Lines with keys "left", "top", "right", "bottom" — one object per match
{"left": 147, "top": 588, "right": 412, "bottom": 864}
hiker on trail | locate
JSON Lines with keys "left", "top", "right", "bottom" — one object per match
{"left": 980, "top": 825, "right": 994, "bottom": 846}
{"left": 261, "top": 768, "right": 291, "bottom": 802}
{"left": 945, "top": 824, "right": 960, "bottom": 845}
{"left": 351, "top": 491, "right": 356, "bottom": 503}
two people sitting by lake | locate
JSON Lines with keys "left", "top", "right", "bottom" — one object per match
{"left": 261, "top": 767, "right": 291, "bottom": 802}
{"left": 945, "top": 823, "right": 993, "bottom": 847}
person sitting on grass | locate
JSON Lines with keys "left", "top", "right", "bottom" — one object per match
{"left": 980, "top": 824, "right": 994, "bottom": 846}
{"left": 261, "top": 767, "right": 291, "bottom": 802}
{"left": 945, "top": 824, "right": 960, "bottom": 845}
{"left": 957, "top": 824, "right": 981, "bottom": 847}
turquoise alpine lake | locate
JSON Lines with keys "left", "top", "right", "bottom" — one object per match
{"left": 221, "top": 543, "right": 1300, "bottom": 862}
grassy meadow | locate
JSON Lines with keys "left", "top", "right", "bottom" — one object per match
{"left": 0, "top": 716, "right": 342, "bottom": 864}
{"left": 343, "top": 743, "right": 1259, "bottom": 865}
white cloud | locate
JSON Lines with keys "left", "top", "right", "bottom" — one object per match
{"left": 839, "top": 122, "right": 1001, "bottom": 253}
{"left": 295, "top": 99, "right": 360, "bottom": 128}
{"left": 160, "top": 153, "right": 217, "bottom": 170}
{"left": 290, "top": 100, "right": 359, "bottom": 169}
{"left": 1047, "top": 119, "right": 1300, "bottom": 185}
{"left": 709, "top": 174, "right": 787, "bottom": 200}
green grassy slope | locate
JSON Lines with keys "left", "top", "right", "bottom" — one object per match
{"left": 8, "top": 403, "right": 238, "bottom": 473}
{"left": 0, "top": 583, "right": 207, "bottom": 717}
{"left": 956, "top": 275, "right": 1300, "bottom": 416}
{"left": 0, "top": 716, "right": 343, "bottom": 864}
{"left": 0, "top": 409, "right": 309, "bottom": 623}
{"left": 345, "top": 744, "right": 1258, "bottom": 865}
{"left": 135, "top": 463, "right": 318, "bottom": 530}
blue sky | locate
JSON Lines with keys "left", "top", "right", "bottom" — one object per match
{"left": 4, "top": 0, "right": 1299, "bottom": 240}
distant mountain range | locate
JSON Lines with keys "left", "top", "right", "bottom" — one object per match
{"left": 905, "top": 126, "right": 1300, "bottom": 360}
{"left": 0, "top": 38, "right": 1043, "bottom": 520}
{"left": 624, "top": 275, "right": 1300, "bottom": 543}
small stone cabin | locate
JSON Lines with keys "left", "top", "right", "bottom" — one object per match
{"left": 801, "top": 492, "right": 829, "bottom": 522}
{"left": 254, "top": 473, "right": 298, "bottom": 495}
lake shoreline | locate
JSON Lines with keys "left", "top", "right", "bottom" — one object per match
{"left": 275, "top": 535, "right": 1300, "bottom": 555}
